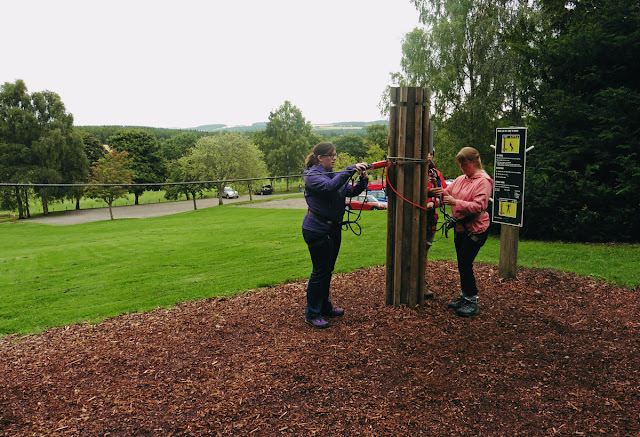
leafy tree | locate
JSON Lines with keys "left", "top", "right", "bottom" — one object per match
{"left": 164, "top": 132, "right": 264, "bottom": 209}
{"left": 76, "top": 126, "right": 212, "bottom": 144}
{"left": 389, "top": 1, "right": 534, "bottom": 166}
{"left": 81, "top": 131, "right": 106, "bottom": 166}
{"left": 389, "top": 27, "right": 431, "bottom": 90}
{"left": 524, "top": 0, "right": 640, "bottom": 242}
{"left": 164, "top": 156, "right": 206, "bottom": 210}
{"left": 85, "top": 150, "right": 134, "bottom": 220}
{"left": 309, "top": 132, "right": 324, "bottom": 147}
{"left": 0, "top": 80, "right": 88, "bottom": 217}
{"left": 0, "top": 141, "right": 32, "bottom": 219}
{"left": 233, "top": 141, "right": 268, "bottom": 201}
{"left": 30, "top": 90, "right": 88, "bottom": 214}
{"left": 256, "top": 101, "right": 313, "bottom": 190}
{"left": 107, "top": 129, "right": 166, "bottom": 205}
{"left": 361, "top": 124, "right": 390, "bottom": 178}
{"left": 335, "top": 152, "right": 355, "bottom": 173}
{"left": 161, "top": 131, "right": 198, "bottom": 162}
{"left": 364, "top": 124, "right": 389, "bottom": 151}
{"left": 186, "top": 132, "right": 263, "bottom": 205}
{"left": 76, "top": 126, "right": 122, "bottom": 144}
{"left": 334, "top": 133, "right": 367, "bottom": 161}
{"left": 430, "top": 126, "right": 462, "bottom": 180}
{"left": 0, "top": 80, "right": 34, "bottom": 218}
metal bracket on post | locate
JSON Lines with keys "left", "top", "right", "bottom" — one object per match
{"left": 428, "top": 120, "right": 435, "bottom": 155}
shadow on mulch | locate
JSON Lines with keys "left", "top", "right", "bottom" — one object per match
{"left": 1, "top": 261, "right": 638, "bottom": 436}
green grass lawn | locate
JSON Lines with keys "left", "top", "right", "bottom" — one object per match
{"left": 1, "top": 207, "right": 638, "bottom": 336}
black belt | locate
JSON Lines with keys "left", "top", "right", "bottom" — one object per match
{"left": 308, "top": 210, "right": 341, "bottom": 226}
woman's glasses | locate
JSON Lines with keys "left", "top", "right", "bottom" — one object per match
{"left": 320, "top": 153, "right": 337, "bottom": 158}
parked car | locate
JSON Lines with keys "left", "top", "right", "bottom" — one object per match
{"left": 254, "top": 184, "right": 273, "bottom": 195}
{"left": 368, "top": 179, "right": 386, "bottom": 191}
{"left": 222, "top": 186, "right": 239, "bottom": 198}
{"left": 369, "top": 189, "right": 387, "bottom": 202}
{"left": 345, "top": 194, "right": 387, "bottom": 211}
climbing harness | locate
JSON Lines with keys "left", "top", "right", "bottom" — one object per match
{"left": 383, "top": 158, "right": 487, "bottom": 242}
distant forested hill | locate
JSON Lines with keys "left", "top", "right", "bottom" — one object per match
{"left": 186, "top": 120, "right": 388, "bottom": 134}
{"left": 77, "top": 120, "right": 389, "bottom": 141}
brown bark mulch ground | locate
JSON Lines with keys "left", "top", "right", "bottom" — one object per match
{"left": 1, "top": 261, "right": 639, "bottom": 436}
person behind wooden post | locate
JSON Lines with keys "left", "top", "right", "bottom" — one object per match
{"left": 430, "top": 147, "right": 493, "bottom": 317}
{"left": 424, "top": 149, "right": 447, "bottom": 300}
{"left": 302, "top": 142, "right": 369, "bottom": 329}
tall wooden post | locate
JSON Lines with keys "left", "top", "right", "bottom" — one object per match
{"left": 499, "top": 224, "right": 519, "bottom": 278}
{"left": 385, "top": 87, "right": 431, "bottom": 307}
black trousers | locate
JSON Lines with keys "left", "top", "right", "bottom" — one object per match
{"left": 454, "top": 229, "right": 489, "bottom": 298}
{"left": 302, "top": 228, "right": 341, "bottom": 319}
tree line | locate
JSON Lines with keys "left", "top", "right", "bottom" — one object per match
{"left": 0, "top": 86, "right": 389, "bottom": 220}
{"left": 391, "top": 0, "right": 638, "bottom": 242}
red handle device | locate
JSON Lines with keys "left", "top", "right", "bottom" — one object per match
{"left": 367, "top": 160, "right": 389, "bottom": 170}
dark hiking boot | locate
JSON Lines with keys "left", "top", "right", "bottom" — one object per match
{"left": 447, "top": 295, "right": 465, "bottom": 309}
{"left": 455, "top": 296, "right": 479, "bottom": 317}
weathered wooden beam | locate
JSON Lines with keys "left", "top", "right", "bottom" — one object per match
{"left": 385, "top": 87, "right": 431, "bottom": 308}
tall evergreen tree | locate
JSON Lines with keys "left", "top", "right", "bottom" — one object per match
{"left": 525, "top": 0, "right": 640, "bottom": 242}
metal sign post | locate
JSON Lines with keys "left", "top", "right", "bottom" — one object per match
{"left": 492, "top": 127, "right": 531, "bottom": 279}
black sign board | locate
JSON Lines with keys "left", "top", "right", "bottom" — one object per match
{"left": 492, "top": 127, "right": 527, "bottom": 227}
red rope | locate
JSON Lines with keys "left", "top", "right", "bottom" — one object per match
{"left": 384, "top": 163, "right": 431, "bottom": 211}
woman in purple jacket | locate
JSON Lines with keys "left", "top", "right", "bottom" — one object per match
{"left": 302, "top": 142, "right": 369, "bottom": 329}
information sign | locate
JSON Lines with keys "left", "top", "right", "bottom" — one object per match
{"left": 492, "top": 127, "right": 527, "bottom": 226}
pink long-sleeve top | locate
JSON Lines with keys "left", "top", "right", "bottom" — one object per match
{"left": 443, "top": 170, "right": 494, "bottom": 234}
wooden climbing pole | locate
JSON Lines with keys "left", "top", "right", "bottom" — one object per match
{"left": 385, "top": 87, "right": 432, "bottom": 308}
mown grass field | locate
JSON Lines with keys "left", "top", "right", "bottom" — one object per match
{"left": 1, "top": 206, "right": 638, "bottom": 336}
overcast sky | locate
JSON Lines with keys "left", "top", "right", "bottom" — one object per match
{"left": 2, "top": 0, "right": 421, "bottom": 129}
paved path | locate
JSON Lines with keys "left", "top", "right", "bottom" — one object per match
{"left": 22, "top": 193, "right": 307, "bottom": 226}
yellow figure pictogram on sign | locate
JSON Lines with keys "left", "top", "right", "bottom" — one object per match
{"left": 499, "top": 199, "right": 517, "bottom": 218}
{"left": 502, "top": 135, "right": 520, "bottom": 154}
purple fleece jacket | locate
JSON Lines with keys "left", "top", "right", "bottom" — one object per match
{"left": 302, "top": 164, "right": 367, "bottom": 233}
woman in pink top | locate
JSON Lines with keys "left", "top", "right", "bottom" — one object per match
{"left": 433, "top": 147, "right": 493, "bottom": 317}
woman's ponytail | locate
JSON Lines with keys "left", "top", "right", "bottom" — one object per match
{"left": 305, "top": 153, "right": 319, "bottom": 169}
